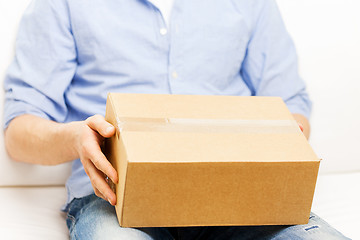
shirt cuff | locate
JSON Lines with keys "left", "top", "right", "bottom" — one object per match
{"left": 285, "top": 100, "right": 312, "bottom": 120}
{"left": 3, "top": 99, "right": 51, "bottom": 130}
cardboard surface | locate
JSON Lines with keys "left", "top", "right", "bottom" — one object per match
{"left": 105, "top": 93, "right": 320, "bottom": 227}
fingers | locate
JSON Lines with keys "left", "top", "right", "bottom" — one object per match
{"left": 78, "top": 114, "right": 119, "bottom": 205}
{"left": 82, "top": 138, "right": 118, "bottom": 184}
{"left": 86, "top": 114, "right": 115, "bottom": 138}
{"left": 298, "top": 123, "right": 304, "bottom": 132}
{"left": 82, "top": 157, "right": 117, "bottom": 205}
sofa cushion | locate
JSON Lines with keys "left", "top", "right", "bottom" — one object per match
{"left": 0, "top": 186, "right": 68, "bottom": 240}
{"left": 312, "top": 172, "right": 360, "bottom": 239}
{"left": 0, "top": 143, "right": 72, "bottom": 186}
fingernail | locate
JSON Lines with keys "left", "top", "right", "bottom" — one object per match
{"left": 106, "top": 126, "right": 113, "bottom": 134}
{"left": 108, "top": 199, "right": 113, "bottom": 205}
{"left": 299, "top": 124, "right": 304, "bottom": 132}
{"left": 113, "top": 175, "right": 118, "bottom": 184}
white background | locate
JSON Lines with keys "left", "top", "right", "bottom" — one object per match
{"left": 277, "top": 0, "right": 360, "bottom": 174}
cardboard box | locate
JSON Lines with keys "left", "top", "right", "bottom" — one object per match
{"left": 104, "top": 93, "right": 320, "bottom": 227}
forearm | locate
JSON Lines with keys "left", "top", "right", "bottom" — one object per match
{"left": 5, "top": 114, "right": 118, "bottom": 204}
{"left": 5, "top": 114, "right": 81, "bottom": 165}
{"left": 292, "top": 113, "right": 310, "bottom": 139}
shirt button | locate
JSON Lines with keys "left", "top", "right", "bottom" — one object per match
{"left": 172, "top": 71, "right": 178, "bottom": 79}
{"left": 160, "top": 28, "right": 167, "bottom": 35}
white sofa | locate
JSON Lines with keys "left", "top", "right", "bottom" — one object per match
{"left": 0, "top": 1, "right": 359, "bottom": 239}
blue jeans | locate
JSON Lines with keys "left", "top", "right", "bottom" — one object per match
{"left": 66, "top": 194, "right": 351, "bottom": 240}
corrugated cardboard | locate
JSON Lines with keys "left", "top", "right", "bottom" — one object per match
{"left": 104, "top": 93, "right": 320, "bottom": 227}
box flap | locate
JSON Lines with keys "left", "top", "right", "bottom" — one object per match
{"left": 108, "top": 93, "right": 293, "bottom": 120}
{"left": 107, "top": 93, "right": 319, "bottom": 163}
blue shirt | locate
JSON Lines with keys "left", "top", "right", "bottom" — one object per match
{"left": 3, "top": 0, "right": 311, "bottom": 206}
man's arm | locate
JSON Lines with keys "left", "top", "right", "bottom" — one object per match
{"left": 241, "top": 1, "right": 312, "bottom": 128}
{"left": 3, "top": 1, "right": 118, "bottom": 206}
{"left": 5, "top": 114, "right": 118, "bottom": 205}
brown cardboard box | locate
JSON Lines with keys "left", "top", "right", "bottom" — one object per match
{"left": 105, "top": 93, "right": 320, "bottom": 228}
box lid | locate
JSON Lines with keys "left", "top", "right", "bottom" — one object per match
{"left": 106, "top": 93, "right": 319, "bottom": 163}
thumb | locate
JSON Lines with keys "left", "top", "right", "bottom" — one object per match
{"left": 85, "top": 114, "right": 115, "bottom": 138}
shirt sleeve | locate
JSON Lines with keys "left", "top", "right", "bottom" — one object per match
{"left": 3, "top": 0, "right": 77, "bottom": 129}
{"left": 240, "top": 0, "right": 312, "bottom": 119}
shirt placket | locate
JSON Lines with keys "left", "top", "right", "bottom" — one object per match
{"left": 167, "top": 1, "right": 182, "bottom": 94}
{"left": 146, "top": 1, "right": 173, "bottom": 93}
{"left": 168, "top": 0, "right": 181, "bottom": 94}
{"left": 147, "top": 0, "right": 185, "bottom": 94}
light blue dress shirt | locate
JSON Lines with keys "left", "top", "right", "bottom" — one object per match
{"left": 3, "top": 0, "right": 311, "bottom": 206}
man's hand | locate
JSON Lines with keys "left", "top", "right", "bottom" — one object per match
{"left": 292, "top": 113, "right": 310, "bottom": 139}
{"left": 5, "top": 114, "right": 118, "bottom": 205}
{"left": 76, "top": 115, "right": 118, "bottom": 205}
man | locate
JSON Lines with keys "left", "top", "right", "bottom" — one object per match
{"left": 3, "top": 0, "right": 349, "bottom": 239}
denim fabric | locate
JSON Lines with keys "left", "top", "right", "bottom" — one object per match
{"left": 66, "top": 194, "right": 351, "bottom": 240}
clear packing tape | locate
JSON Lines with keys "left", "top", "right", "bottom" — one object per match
{"left": 116, "top": 117, "right": 300, "bottom": 134}
{"left": 108, "top": 117, "right": 301, "bottom": 192}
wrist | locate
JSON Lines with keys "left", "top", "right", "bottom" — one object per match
{"left": 60, "top": 120, "right": 85, "bottom": 161}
